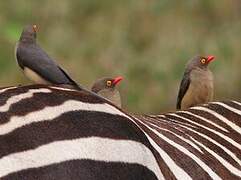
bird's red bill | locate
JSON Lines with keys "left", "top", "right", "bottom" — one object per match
{"left": 207, "top": 55, "right": 215, "bottom": 63}
{"left": 113, "top": 76, "right": 123, "bottom": 85}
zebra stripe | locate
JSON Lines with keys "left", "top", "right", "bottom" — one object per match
{"left": 0, "top": 100, "right": 130, "bottom": 135}
{"left": 143, "top": 118, "right": 203, "bottom": 153}
{"left": 233, "top": 101, "right": 241, "bottom": 106}
{"left": 141, "top": 126, "right": 194, "bottom": 179}
{"left": 0, "top": 87, "right": 17, "bottom": 94}
{"left": 0, "top": 137, "right": 160, "bottom": 178}
{"left": 1, "top": 85, "right": 241, "bottom": 179}
{"left": 169, "top": 119, "right": 241, "bottom": 166}
{"left": 168, "top": 113, "right": 241, "bottom": 150}
{"left": 146, "top": 116, "right": 241, "bottom": 177}
{"left": 133, "top": 101, "right": 241, "bottom": 179}
{"left": 211, "top": 102, "right": 241, "bottom": 115}
{"left": 134, "top": 117, "right": 222, "bottom": 180}
{"left": 191, "top": 106, "right": 241, "bottom": 135}
{"left": 178, "top": 110, "right": 228, "bottom": 132}
{"left": 0, "top": 88, "right": 51, "bottom": 112}
{"left": 0, "top": 85, "right": 162, "bottom": 180}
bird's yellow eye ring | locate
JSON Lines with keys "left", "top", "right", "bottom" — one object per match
{"left": 200, "top": 58, "right": 206, "bottom": 64}
{"left": 106, "top": 80, "right": 112, "bottom": 87}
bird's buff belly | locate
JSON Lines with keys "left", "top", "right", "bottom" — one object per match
{"left": 23, "top": 67, "right": 51, "bottom": 85}
{"left": 181, "top": 82, "right": 213, "bottom": 109}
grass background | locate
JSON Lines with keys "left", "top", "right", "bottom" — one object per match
{"left": 0, "top": 0, "right": 240, "bottom": 113}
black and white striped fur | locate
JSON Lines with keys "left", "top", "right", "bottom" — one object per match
{"left": 0, "top": 85, "right": 241, "bottom": 179}
{"left": 134, "top": 101, "right": 241, "bottom": 179}
{"left": 0, "top": 85, "right": 162, "bottom": 180}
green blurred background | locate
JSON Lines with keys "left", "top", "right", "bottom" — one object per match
{"left": 0, "top": 0, "right": 240, "bottom": 113}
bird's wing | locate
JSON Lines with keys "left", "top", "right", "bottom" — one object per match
{"left": 57, "top": 66, "right": 82, "bottom": 89}
{"left": 176, "top": 71, "right": 191, "bottom": 109}
{"left": 17, "top": 43, "right": 79, "bottom": 87}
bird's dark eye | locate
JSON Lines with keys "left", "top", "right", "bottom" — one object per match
{"left": 106, "top": 81, "right": 112, "bottom": 87}
{"left": 200, "top": 58, "right": 206, "bottom": 64}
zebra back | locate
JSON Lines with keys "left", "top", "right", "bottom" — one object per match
{"left": 133, "top": 101, "right": 241, "bottom": 179}
{"left": 0, "top": 85, "right": 162, "bottom": 180}
{"left": 1, "top": 85, "right": 241, "bottom": 179}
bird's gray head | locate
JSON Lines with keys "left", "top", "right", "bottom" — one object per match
{"left": 19, "top": 25, "right": 37, "bottom": 43}
{"left": 187, "top": 55, "right": 215, "bottom": 71}
{"left": 91, "top": 76, "right": 123, "bottom": 107}
{"left": 91, "top": 76, "right": 123, "bottom": 93}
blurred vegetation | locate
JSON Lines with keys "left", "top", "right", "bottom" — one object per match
{"left": 0, "top": 0, "right": 240, "bottom": 113}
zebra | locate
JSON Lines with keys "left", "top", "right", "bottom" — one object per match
{"left": 0, "top": 85, "right": 162, "bottom": 180}
{"left": 0, "top": 85, "right": 241, "bottom": 179}
{"left": 134, "top": 101, "right": 241, "bottom": 179}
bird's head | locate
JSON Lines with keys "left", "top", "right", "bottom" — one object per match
{"left": 188, "top": 55, "right": 215, "bottom": 70}
{"left": 20, "top": 24, "right": 38, "bottom": 43}
{"left": 91, "top": 76, "right": 123, "bottom": 93}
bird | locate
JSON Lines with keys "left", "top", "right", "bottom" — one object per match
{"left": 176, "top": 55, "right": 215, "bottom": 110}
{"left": 15, "top": 25, "right": 82, "bottom": 90}
{"left": 91, "top": 76, "right": 123, "bottom": 107}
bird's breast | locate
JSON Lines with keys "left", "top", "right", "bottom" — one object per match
{"left": 181, "top": 68, "right": 214, "bottom": 109}
{"left": 190, "top": 69, "right": 213, "bottom": 90}
{"left": 190, "top": 69, "right": 213, "bottom": 97}
{"left": 98, "top": 89, "right": 121, "bottom": 107}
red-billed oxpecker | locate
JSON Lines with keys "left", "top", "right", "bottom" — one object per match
{"left": 176, "top": 55, "right": 215, "bottom": 110}
{"left": 91, "top": 76, "right": 123, "bottom": 107}
{"left": 15, "top": 25, "right": 82, "bottom": 90}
